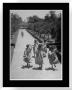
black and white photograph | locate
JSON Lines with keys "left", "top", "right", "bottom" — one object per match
{"left": 10, "top": 10, "right": 62, "bottom": 80}
{"left": 3, "top": 3, "right": 69, "bottom": 87}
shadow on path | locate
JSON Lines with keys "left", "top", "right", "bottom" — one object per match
{"left": 45, "top": 67, "right": 57, "bottom": 71}
{"left": 32, "top": 67, "right": 42, "bottom": 70}
{"left": 21, "top": 65, "right": 33, "bottom": 69}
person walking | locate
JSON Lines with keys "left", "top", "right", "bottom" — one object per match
{"left": 35, "top": 44, "right": 43, "bottom": 69}
{"left": 23, "top": 44, "right": 32, "bottom": 68}
{"left": 48, "top": 46, "right": 56, "bottom": 70}
{"left": 33, "top": 39, "right": 38, "bottom": 58}
{"left": 21, "top": 31, "right": 24, "bottom": 37}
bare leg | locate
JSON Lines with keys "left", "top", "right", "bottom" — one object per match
{"left": 27, "top": 63, "right": 28, "bottom": 67}
{"left": 41, "top": 64, "right": 42, "bottom": 69}
{"left": 28, "top": 63, "right": 30, "bottom": 68}
{"left": 34, "top": 53, "right": 35, "bottom": 57}
{"left": 39, "top": 64, "right": 42, "bottom": 70}
{"left": 51, "top": 64, "right": 53, "bottom": 69}
{"left": 54, "top": 64, "right": 56, "bottom": 67}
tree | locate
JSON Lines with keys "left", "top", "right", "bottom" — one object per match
{"left": 27, "top": 11, "right": 61, "bottom": 43}
{"left": 11, "top": 13, "right": 22, "bottom": 34}
{"left": 44, "top": 11, "right": 61, "bottom": 42}
{"left": 27, "top": 15, "right": 41, "bottom": 23}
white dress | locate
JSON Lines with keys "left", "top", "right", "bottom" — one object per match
{"left": 42, "top": 48, "right": 51, "bottom": 70}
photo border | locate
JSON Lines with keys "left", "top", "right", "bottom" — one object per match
{"left": 10, "top": 9, "right": 63, "bottom": 81}
{"left": 3, "top": 3, "right": 69, "bottom": 87}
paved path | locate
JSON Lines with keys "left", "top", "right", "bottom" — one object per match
{"left": 10, "top": 29, "right": 62, "bottom": 80}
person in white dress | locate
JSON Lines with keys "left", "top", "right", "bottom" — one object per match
{"left": 23, "top": 44, "right": 32, "bottom": 68}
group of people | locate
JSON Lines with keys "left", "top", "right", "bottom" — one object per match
{"left": 23, "top": 39, "right": 60, "bottom": 70}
